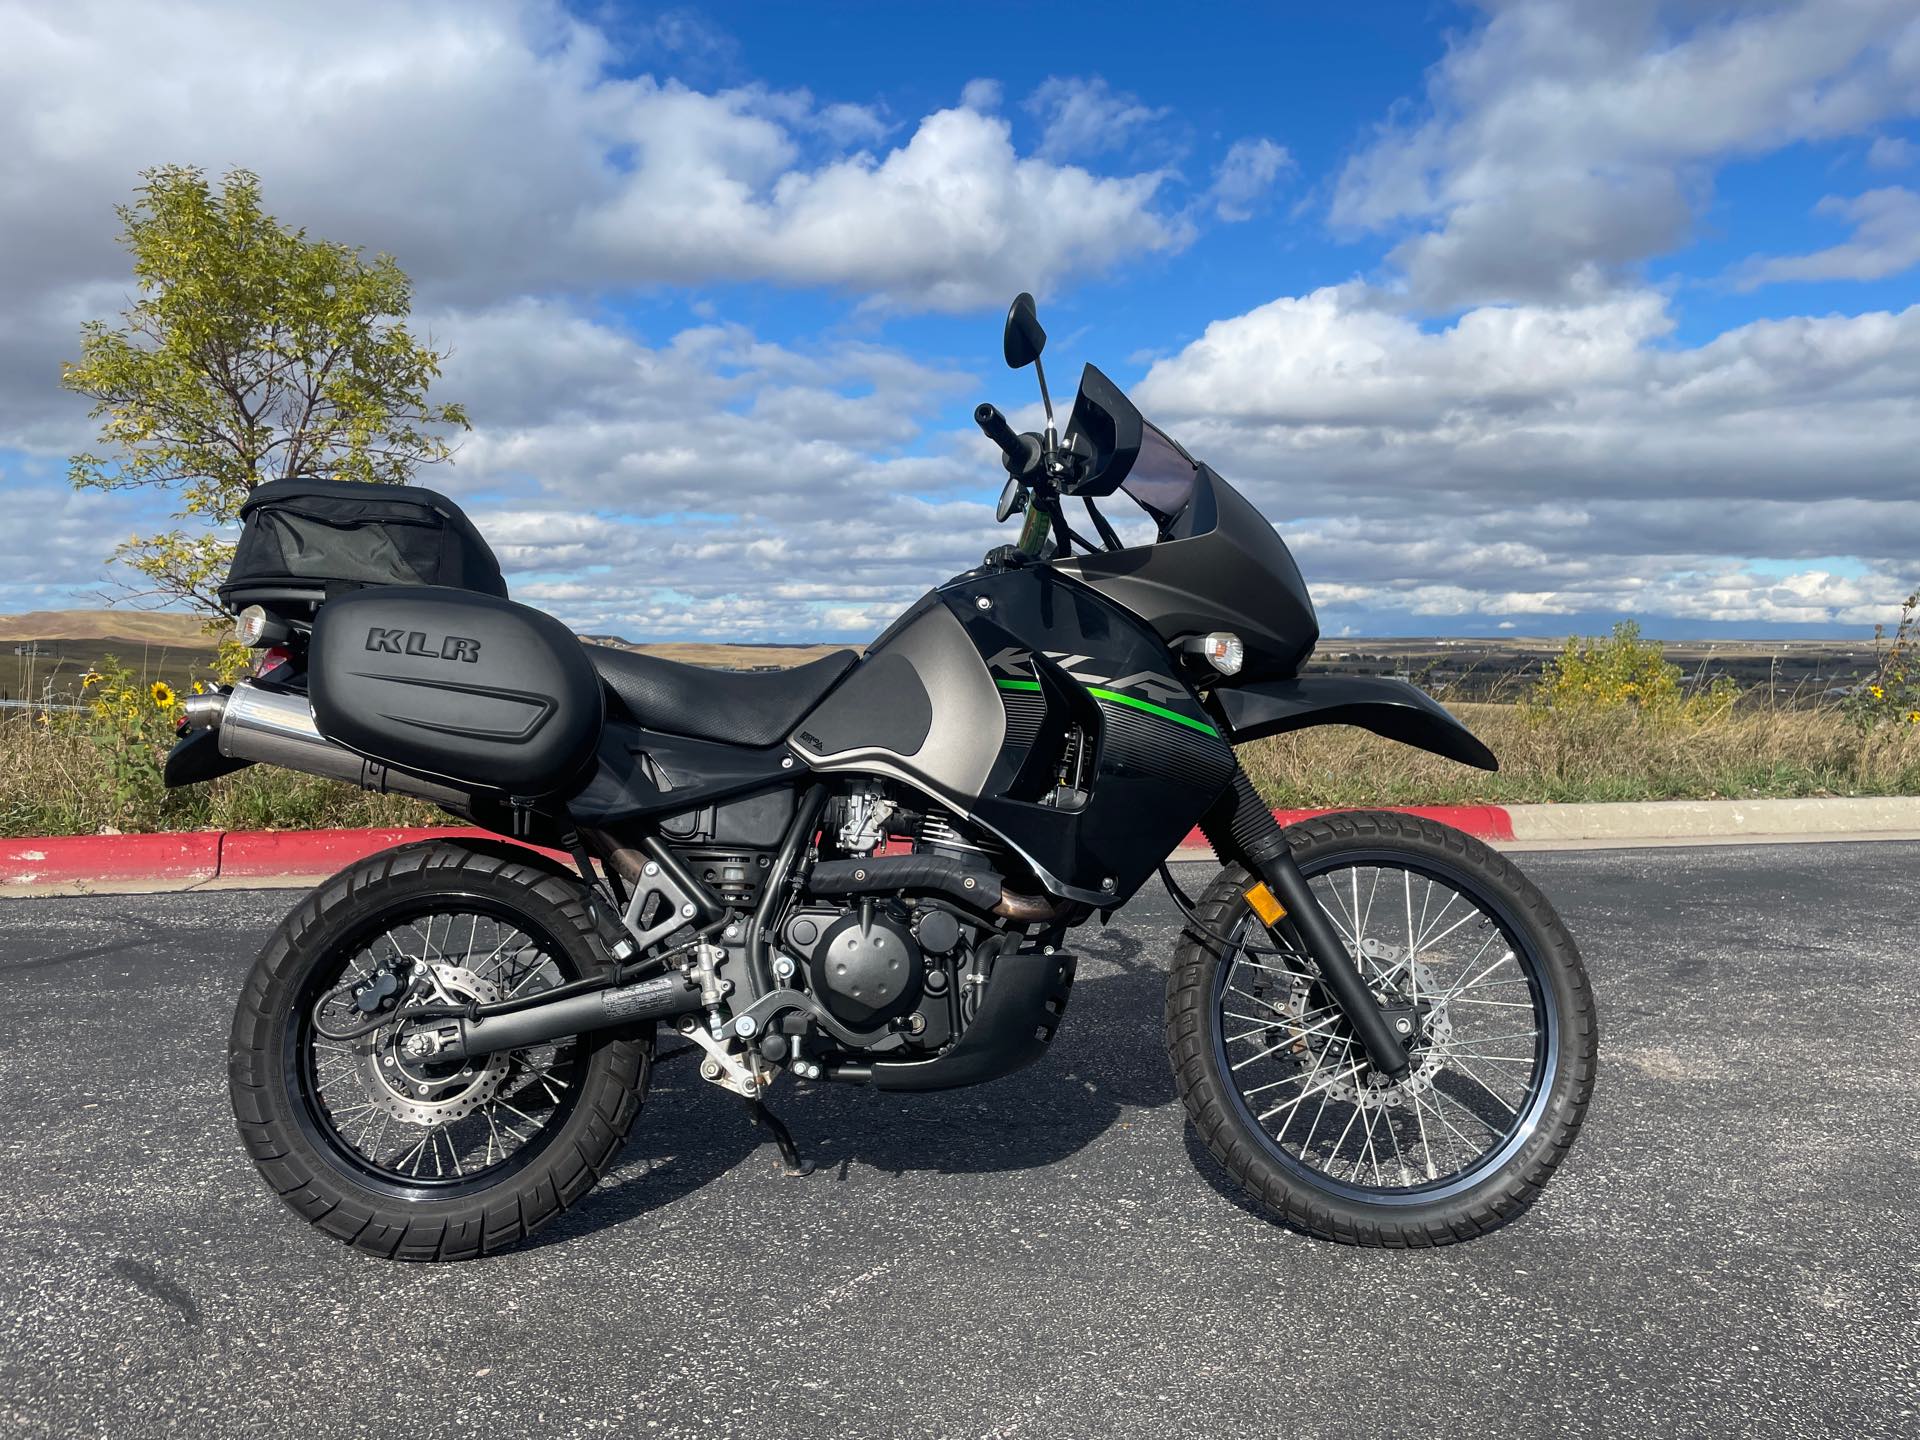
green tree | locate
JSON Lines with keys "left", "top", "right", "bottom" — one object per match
{"left": 62, "top": 166, "right": 468, "bottom": 612}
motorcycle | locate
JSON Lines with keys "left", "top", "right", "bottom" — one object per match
{"left": 168, "top": 293, "right": 1596, "bottom": 1260}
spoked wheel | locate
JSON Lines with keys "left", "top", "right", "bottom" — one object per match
{"left": 231, "top": 843, "right": 650, "bottom": 1261}
{"left": 298, "top": 904, "right": 588, "bottom": 1190}
{"left": 1166, "top": 811, "right": 1596, "bottom": 1245}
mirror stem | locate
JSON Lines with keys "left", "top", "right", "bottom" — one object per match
{"left": 1034, "top": 355, "right": 1056, "bottom": 445}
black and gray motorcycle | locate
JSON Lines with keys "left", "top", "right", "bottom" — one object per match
{"left": 168, "top": 293, "right": 1595, "bottom": 1259}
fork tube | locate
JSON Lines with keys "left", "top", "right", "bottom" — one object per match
{"left": 1201, "top": 771, "right": 1411, "bottom": 1081}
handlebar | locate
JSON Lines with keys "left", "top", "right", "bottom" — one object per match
{"left": 974, "top": 403, "right": 1042, "bottom": 478}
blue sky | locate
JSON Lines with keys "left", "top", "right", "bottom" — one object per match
{"left": 1, "top": 0, "right": 1918, "bottom": 641}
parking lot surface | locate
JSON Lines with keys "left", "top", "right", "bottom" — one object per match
{"left": 1, "top": 843, "right": 1916, "bottom": 1438}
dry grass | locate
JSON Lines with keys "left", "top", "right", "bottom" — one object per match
{"left": 5, "top": 699, "right": 1917, "bottom": 839}
{"left": 0, "top": 714, "right": 436, "bottom": 839}
{"left": 1240, "top": 702, "right": 1920, "bottom": 808}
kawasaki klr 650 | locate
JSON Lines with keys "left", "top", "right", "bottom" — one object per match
{"left": 169, "top": 293, "right": 1596, "bottom": 1259}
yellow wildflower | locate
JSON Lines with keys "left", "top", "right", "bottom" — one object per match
{"left": 150, "top": 680, "right": 176, "bottom": 708}
{"left": 1869, "top": 685, "right": 1884, "bottom": 699}
{"left": 81, "top": 670, "right": 103, "bottom": 689}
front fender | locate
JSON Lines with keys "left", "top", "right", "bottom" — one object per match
{"left": 1210, "top": 675, "right": 1498, "bottom": 771}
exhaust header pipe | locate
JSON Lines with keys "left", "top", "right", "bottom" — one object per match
{"left": 195, "top": 682, "right": 471, "bottom": 808}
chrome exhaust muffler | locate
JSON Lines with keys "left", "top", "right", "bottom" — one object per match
{"left": 187, "top": 682, "right": 470, "bottom": 808}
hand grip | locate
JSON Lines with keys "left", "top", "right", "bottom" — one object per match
{"left": 973, "top": 402, "right": 1024, "bottom": 462}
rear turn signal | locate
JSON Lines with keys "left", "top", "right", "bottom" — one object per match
{"left": 234, "top": 604, "right": 288, "bottom": 648}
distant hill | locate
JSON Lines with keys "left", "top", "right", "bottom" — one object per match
{"left": 0, "top": 609, "right": 212, "bottom": 646}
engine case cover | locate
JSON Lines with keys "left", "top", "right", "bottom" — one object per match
{"left": 310, "top": 585, "right": 604, "bottom": 796}
{"left": 806, "top": 911, "right": 924, "bottom": 1028}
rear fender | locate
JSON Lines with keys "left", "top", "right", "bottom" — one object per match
{"left": 1210, "top": 675, "right": 1498, "bottom": 771}
{"left": 162, "top": 727, "right": 253, "bottom": 787}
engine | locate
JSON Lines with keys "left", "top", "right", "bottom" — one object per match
{"left": 779, "top": 895, "right": 982, "bottom": 1052}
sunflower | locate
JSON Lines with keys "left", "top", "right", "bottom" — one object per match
{"left": 81, "top": 670, "right": 103, "bottom": 689}
{"left": 150, "top": 680, "right": 176, "bottom": 709}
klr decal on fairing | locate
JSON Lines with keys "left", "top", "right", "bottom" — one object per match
{"left": 983, "top": 646, "right": 1220, "bottom": 737}
{"left": 984, "top": 646, "right": 1182, "bottom": 702}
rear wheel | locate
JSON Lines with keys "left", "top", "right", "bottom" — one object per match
{"left": 1166, "top": 811, "right": 1596, "bottom": 1245}
{"left": 229, "top": 843, "right": 649, "bottom": 1261}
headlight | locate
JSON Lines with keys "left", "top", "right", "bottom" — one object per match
{"left": 1196, "top": 632, "right": 1244, "bottom": 676}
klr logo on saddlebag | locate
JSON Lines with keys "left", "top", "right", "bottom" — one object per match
{"left": 364, "top": 627, "right": 482, "bottom": 662}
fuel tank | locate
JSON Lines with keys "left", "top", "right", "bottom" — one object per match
{"left": 791, "top": 567, "right": 1236, "bottom": 904}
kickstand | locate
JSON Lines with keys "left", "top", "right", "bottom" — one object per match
{"left": 746, "top": 1098, "right": 813, "bottom": 1177}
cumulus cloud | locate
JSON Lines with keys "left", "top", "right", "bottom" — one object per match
{"left": 1208, "top": 138, "right": 1292, "bottom": 221}
{"left": 0, "top": 0, "right": 1195, "bottom": 450}
{"left": 404, "top": 302, "right": 1012, "bottom": 636}
{"left": 1734, "top": 186, "right": 1920, "bottom": 289}
{"left": 1331, "top": 0, "right": 1920, "bottom": 308}
{"left": 1134, "top": 284, "right": 1920, "bottom": 625}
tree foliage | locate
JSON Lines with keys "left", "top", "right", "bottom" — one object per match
{"left": 61, "top": 166, "right": 468, "bottom": 611}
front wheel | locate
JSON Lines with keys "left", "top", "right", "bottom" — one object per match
{"left": 1166, "top": 811, "right": 1596, "bottom": 1245}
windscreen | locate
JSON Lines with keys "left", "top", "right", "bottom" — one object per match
{"left": 1121, "top": 423, "right": 1200, "bottom": 537}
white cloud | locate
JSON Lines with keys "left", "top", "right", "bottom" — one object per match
{"left": 397, "top": 301, "right": 1014, "bottom": 636}
{"left": 1134, "top": 283, "right": 1920, "bottom": 626}
{"left": 1867, "top": 134, "right": 1916, "bottom": 170}
{"left": 1734, "top": 187, "right": 1920, "bottom": 289}
{"left": 1331, "top": 0, "right": 1920, "bottom": 307}
{"left": 1208, "top": 138, "right": 1292, "bottom": 221}
{"left": 1026, "top": 77, "right": 1167, "bottom": 160}
{"left": 0, "top": 0, "right": 1195, "bottom": 450}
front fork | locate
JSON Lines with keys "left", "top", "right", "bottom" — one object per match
{"left": 1201, "top": 772, "right": 1412, "bottom": 1082}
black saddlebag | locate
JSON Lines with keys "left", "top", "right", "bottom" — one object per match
{"left": 309, "top": 587, "right": 602, "bottom": 797}
{"left": 220, "top": 479, "right": 507, "bottom": 612}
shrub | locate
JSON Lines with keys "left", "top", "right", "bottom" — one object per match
{"left": 1528, "top": 620, "right": 1736, "bottom": 724}
{"left": 1844, "top": 592, "right": 1920, "bottom": 733}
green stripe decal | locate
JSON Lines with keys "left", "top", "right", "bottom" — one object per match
{"left": 994, "top": 676, "right": 1217, "bottom": 736}
{"left": 1087, "top": 687, "right": 1220, "bottom": 736}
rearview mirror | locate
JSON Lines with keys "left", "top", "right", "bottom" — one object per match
{"left": 996, "top": 476, "right": 1027, "bottom": 523}
{"left": 1003, "top": 292, "right": 1046, "bottom": 370}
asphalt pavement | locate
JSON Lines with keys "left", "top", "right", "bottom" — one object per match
{"left": 1, "top": 842, "right": 1916, "bottom": 1438}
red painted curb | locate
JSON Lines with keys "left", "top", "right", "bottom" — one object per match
{"left": 0, "top": 831, "right": 223, "bottom": 888}
{"left": 1, "top": 806, "right": 1516, "bottom": 891}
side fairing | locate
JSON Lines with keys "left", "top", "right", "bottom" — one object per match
{"left": 948, "top": 567, "right": 1236, "bottom": 903}
{"left": 792, "top": 569, "right": 1236, "bottom": 905}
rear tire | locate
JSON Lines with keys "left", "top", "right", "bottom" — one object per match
{"left": 1165, "top": 811, "right": 1596, "bottom": 1245}
{"left": 229, "top": 842, "right": 650, "bottom": 1261}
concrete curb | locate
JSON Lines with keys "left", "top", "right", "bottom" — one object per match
{"left": 3, "top": 797, "right": 1918, "bottom": 896}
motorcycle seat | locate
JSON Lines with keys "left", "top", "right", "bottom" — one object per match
{"left": 585, "top": 645, "right": 858, "bottom": 749}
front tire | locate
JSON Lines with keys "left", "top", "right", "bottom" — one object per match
{"left": 229, "top": 843, "right": 650, "bottom": 1261}
{"left": 1166, "top": 811, "right": 1597, "bottom": 1245}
